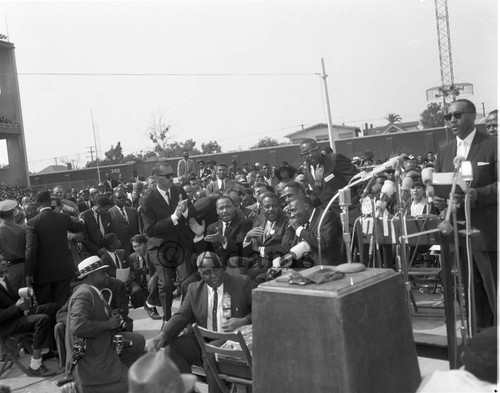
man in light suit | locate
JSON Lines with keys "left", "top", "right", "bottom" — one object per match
{"left": 80, "top": 196, "right": 114, "bottom": 258}
{"left": 288, "top": 195, "right": 343, "bottom": 267}
{"left": 146, "top": 252, "right": 255, "bottom": 393}
{"left": 141, "top": 162, "right": 197, "bottom": 320}
{"left": 435, "top": 99, "right": 497, "bottom": 328}
{"left": 109, "top": 189, "right": 139, "bottom": 254}
{"left": 25, "top": 191, "right": 85, "bottom": 307}
{"left": 67, "top": 256, "right": 145, "bottom": 393}
{"left": 177, "top": 151, "right": 195, "bottom": 181}
{"left": 206, "top": 163, "right": 229, "bottom": 194}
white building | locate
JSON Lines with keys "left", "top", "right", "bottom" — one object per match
{"left": 284, "top": 123, "right": 361, "bottom": 144}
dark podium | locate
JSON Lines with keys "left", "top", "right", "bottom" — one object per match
{"left": 252, "top": 267, "right": 421, "bottom": 393}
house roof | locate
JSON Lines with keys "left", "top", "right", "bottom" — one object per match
{"left": 365, "top": 121, "right": 420, "bottom": 135}
{"left": 37, "top": 165, "right": 69, "bottom": 174}
{"left": 284, "top": 123, "right": 360, "bottom": 138}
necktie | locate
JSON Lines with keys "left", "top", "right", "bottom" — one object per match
{"left": 120, "top": 207, "right": 128, "bottom": 223}
{"left": 138, "top": 255, "right": 144, "bottom": 270}
{"left": 212, "top": 287, "right": 218, "bottom": 332}
{"left": 114, "top": 252, "right": 122, "bottom": 268}
{"left": 97, "top": 213, "right": 105, "bottom": 236}
{"left": 165, "top": 190, "right": 170, "bottom": 205}
{"left": 263, "top": 221, "right": 273, "bottom": 241}
{"left": 98, "top": 290, "right": 112, "bottom": 317}
{"left": 223, "top": 222, "right": 230, "bottom": 237}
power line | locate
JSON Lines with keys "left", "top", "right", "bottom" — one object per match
{"left": 16, "top": 72, "right": 316, "bottom": 77}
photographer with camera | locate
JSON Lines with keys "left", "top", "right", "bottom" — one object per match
{"left": 0, "top": 252, "right": 57, "bottom": 377}
{"left": 67, "top": 256, "right": 145, "bottom": 393}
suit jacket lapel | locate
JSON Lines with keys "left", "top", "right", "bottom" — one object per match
{"left": 200, "top": 283, "right": 208, "bottom": 327}
{"left": 0, "top": 278, "right": 17, "bottom": 301}
{"left": 466, "top": 132, "right": 482, "bottom": 161}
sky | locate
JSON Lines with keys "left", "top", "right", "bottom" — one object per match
{"left": 0, "top": 0, "right": 497, "bottom": 173}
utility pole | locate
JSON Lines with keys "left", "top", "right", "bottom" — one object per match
{"left": 53, "top": 157, "right": 58, "bottom": 166}
{"left": 91, "top": 109, "right": 102, "bottom": 184}
{"left": 87, "top": 146, "right": 94, "bottom": 162}
{"left": 319, "top": 58, "right": 335, "bottom": 152}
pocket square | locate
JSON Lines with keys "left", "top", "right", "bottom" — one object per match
{"left": 477, "top": 162, "right": 490, "bottom": 166}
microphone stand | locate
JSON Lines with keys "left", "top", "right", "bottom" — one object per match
{"left": 459, "top": 171, "right": 477, "bottom": 338}
{"left": 393, "top": 165, "right": 412, "bottom": 311}
{"left": 317, "top": 174, "right": 369, "bottom": 268}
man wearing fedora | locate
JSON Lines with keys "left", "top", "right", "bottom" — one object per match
{"left": 147, "top": 252, "right": 254, "bottom": 393}
{"left": 141, "top": 162, "right": 197, "bottom": 321}
{"left": 67, "top": 256, "right": 146, "bottom": 393}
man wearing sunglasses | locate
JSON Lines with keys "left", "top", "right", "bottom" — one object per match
{"left": 298, "top": 138, "right": 360, "bottom": 222}
{"left": 435, "top": 99, "right": 497, "bottom": 329}
{"left": 141, "top": 162, "right": 197, "bottom": 321}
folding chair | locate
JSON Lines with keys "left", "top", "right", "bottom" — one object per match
{"left": 192, "top": 323, "right": 252, "bottom": 393}
{"left": 0, "top": 333, "right": 34, "bottom": 378}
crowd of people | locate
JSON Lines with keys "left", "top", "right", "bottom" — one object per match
{"left": 0, "top": 99, "right": 497, "bottom": 392}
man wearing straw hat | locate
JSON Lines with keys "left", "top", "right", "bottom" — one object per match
{"left": 66, "top": 256, "right": 145, "bottom": 393}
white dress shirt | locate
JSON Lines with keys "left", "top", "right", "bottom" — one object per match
{"left": 456, "top": 129, "right": 476, "bottom": 159}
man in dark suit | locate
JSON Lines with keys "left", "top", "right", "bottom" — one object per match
{"left": 0, "top": 199, "right": 26, "bottom": 293}
{"left": 299, "top": 138, "right": 360, "bottom": 223}
{"left": 146, "top": 252, "right": 254, "bottom": 393}
{"left": 100, "top": 233, "right": 147, "bottom": 309}
{"left": 206, "top": 163, "right": 229, "bottom": 194}
{"left": 435, "top": 99, "right": 497, "bottom": 328}
{"left": 109, "top": 189, "right": 139, "bottom": 254}
{"left": 141, "top": 162, "right": 197, "bottom": 321}
{"left": 77, "top": 189, "right": 93, "bottom": 213}
{"left": 25, "top": 191, "right": 85, "bottom": 307}
{"left": 197, "top": 160, "right": 212, "bottom": 180}
{"left": 0, "top": 253, "right": 57, "bottom": 377}
{"left": 80, "top": 195, "right": 114, "bottom": 258}
{"left": 129, "top": 234, "right": 161, "bottom": 320}
{"left": 288, "top": 195, "right": 343, "bottom": 267}
{"left": 238, "top": 193, "right": 294, "bottom": 277}
{"left": 193, "top": 196, "right": 252, "bottom": 264}
{"left": 67, "top": 256, "right": 145, "bottom": 393}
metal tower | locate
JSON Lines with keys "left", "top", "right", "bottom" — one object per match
{"left": 426, "top": 0, "right": 473, "bottom": 107}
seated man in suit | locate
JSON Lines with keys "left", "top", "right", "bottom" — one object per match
{"left": 67, "top": 256, "right": 145, "bottom": 393}
{"left": 81, "top": 195, "right": 114, "bottom": 258}
{"left": 235, "top": 193, "right": 294, "bottom": 279}
{"left": 146, "top": 252, "right": 255, "bottom": 393}
{"left": 287, "top": 195, "right": 343, "bottom": 267}
{"left": 181, "top": 196, "right": 252, "bottom": 299}
{"left": 0, "top": 252, "right": 57, "bottom": 377}
{"left": 193, "top": 196, "right": 253, "bottom": 264}
{"left": 100, "top": 233, "right": 147, "bottom": 309}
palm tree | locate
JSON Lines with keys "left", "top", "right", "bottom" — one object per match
{"left": 384, "top": 113, "right": 402, "bottom": 124}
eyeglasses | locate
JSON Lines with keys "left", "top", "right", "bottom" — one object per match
{"left": 486, "top": 123, "right": 497, "bottom": 130}
{"left": 444, "top": 111, "right": 474, "bottom": 121}
{"left": 157, "top": 173, "right": 173, "bottom": 179}
{"left": 299, "top": 146, "right": 319, "bottom": 158}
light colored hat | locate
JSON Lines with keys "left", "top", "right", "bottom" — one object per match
{"left": 89, "top": 188, "right": 98, "bottom": 195}
{"left": 0, "top": 200, "right": 17, "bottom": 213}
{"left": 128, "top": 351, "right": 197, "bottom": 393}
{"left": 77, "top": 256, "right": 108, "bottom": 279}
